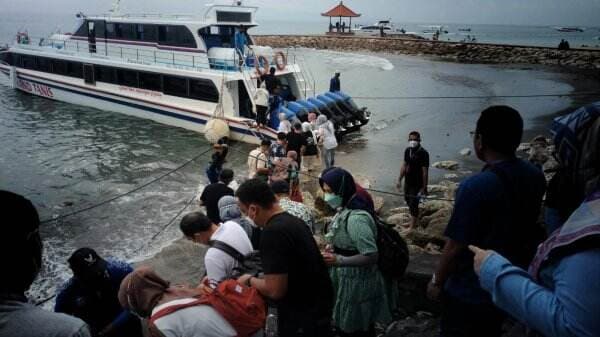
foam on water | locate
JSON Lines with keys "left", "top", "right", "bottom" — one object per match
{"left": 313, "top": 49, "right": 395, "bottom": 71}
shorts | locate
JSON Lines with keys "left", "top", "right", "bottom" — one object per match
{"left": 404, "top": 185, "right": 421, "bottom": 217}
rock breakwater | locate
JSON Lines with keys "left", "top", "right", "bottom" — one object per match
{"left": 254, "top": 35, "right": 600, "bottom": 69}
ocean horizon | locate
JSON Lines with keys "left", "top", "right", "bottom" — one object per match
{"left": 1, "top": 11, "right": 599, "bottom": 49}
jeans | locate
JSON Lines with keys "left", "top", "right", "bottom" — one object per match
{"left": 322, "top": 148, "right": 335, "bottom": 169}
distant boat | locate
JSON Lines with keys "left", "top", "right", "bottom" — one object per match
{"left": 354, "top": 20, "right": 408, "bottom": 35}
{"left": 555, "top": 27, "right": 585, "bottom": 32}
{"left": 458, "top": 28, "right": 471, "bottom": 32}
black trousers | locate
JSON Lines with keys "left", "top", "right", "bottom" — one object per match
{"left": 440, "top": 293, "right": 505, "bottom": 337}
{"left": 257, "top": 105, "right": 268, "bottom": 125}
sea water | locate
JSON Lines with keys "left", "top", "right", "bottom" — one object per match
{"left": 0, "top": 12, "right": 598, "bottom": 306}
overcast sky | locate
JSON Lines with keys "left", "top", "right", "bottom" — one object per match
{"left": 2, "top": 0, "right": 599, "bottom": 26}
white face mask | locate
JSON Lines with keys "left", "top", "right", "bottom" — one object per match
{"left": 409, "top": 140, "right": 420, "bottom": 148}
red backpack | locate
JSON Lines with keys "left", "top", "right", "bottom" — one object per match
{"left": 149, "top": 280, "right": 266, "bottom": 337}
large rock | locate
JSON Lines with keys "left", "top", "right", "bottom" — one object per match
{"left": 432, "top": 161, "right": 460, "bottom": 170}
{"left": 420, "top": 200, "right": 453, "bottom": 217}
{"left": 135, "top": 239, "right": 207, "bottom": 286}
{"left": 387, "top": 213, "right": 412, "bottom": 226}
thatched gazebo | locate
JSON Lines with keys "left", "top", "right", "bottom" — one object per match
{"left": 321, "top": 1, "right": 361, "bottom": 35}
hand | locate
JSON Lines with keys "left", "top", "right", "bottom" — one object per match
{"left": 469, "top": 245, "right": 493, "bottom": 277}
{"left": 98, "top": 324, "right": 115, "bottom": 337}
{"left": 396, "top": 180, "right": 402, "bottom": 191}
{"left": 419, "top": 188, "right": 428, "bottom": 197}
{"left": 426, "top": 281, "right": 442, "bottom": 301}
{"left": 237, "top": 274, "right": 253, "bottom": 287}
{"left": 322, "top": 252, "right": 338, "bottom": 266}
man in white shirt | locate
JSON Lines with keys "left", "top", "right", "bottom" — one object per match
{"left": 179, "top": 211, "right": 253, "bottom": 287}
{"left": 247, "top": 139, "right": 271, "bottom": 181}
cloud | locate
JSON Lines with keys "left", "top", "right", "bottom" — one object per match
{"left": 1, "top": 0, "right": 599, "bottom": 26}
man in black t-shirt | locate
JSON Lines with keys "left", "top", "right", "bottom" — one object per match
{"left": 397, "top": 131, "right": 429, "bottom": 231}
{"left": 236, "top": 179, "right": 333, "bottom": 337}
{"left": 287, "top": 123, "right": 307, "bottom": 168}
{"left": 200, "top": 169, "right": 234, "bottom": 224}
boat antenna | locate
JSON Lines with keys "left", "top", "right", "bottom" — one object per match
{"left": 109, "top": 0, "right": 121, "bottom": 15}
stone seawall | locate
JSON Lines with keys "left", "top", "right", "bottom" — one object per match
{"left": 254, "top": 35, "right": 600, "bottom": 69}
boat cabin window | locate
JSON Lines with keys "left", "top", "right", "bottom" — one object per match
{"left": 137, "top": 24, "right": 158, "bottom": 42}
{"left": 198, "top": 25, "right": 250, "bottom": 50}
{"left": 93, "top": 20, "right": 106, "bottom": 39}
{"left": 115, "top": 23, "right": 136, "bottom": 40}
{"left": 139, "top": 72, "right": 162, "bottom": 91}
{"left": 9, "top": 53, "right": 219, "bottom": 102}
{"left": 158, "top": 25, "right": 196, "bottom": 48}
{"left": 106, "top": 23, "right": 117, "bottom": 39}
{"left": 163, "top": 75, "right": 188, "bottom": 98}
{"left": 37, "top": 57, "right": 52, "bottom": 72}
{"left": 74, "top": 21, "right": 88, "bottom": 37}
{"left": 66, "top": 62, "right": 83, "bottom": 78}
{"left": 95, "top": 66, "right": 117, "bottom": 84}
{"left": 116, "top": 68, "right": 138, "bottom": 87}
{"left": 189, "top": 78, "right": 219, "bottom": 102}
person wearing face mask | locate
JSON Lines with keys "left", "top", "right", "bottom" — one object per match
{"left": 179, "top": 211, "right": 253, "bottom": 287}
{"left": 319, "top": 167, "right": 397, "bottom": 337}
{"left": 235, "top": 179, "right": 333, "bottom": 337}
{"left": 396, "top": 131, "right": 429, "bottom": 231}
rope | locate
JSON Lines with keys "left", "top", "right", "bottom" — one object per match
{"left": 40, "top": 147, "right": 213, "bottom": 224}
{"left": 229, "top": 145, "right": 456, "bottom": 202}
{"left": 351, "top": 91, "right": 600, "bottom": 100}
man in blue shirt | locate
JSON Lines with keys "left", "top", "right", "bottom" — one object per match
{"left": 55, "top": 248, "right": 142, "bottom": 337}
{"left": 427, "top": 106, "right": 546, "bottom": 337}
{"left": 329, "top": 71, "right": 341, "bottom": 92}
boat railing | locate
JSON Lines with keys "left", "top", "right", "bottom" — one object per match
{"left": 287, "top": 47, "right": 316, "bottom": 98}
{"left": 12, "top": 37, "right": 318, "bottom": 85}
{"left": 94, "top": 13, "right": 198, "bottom": 20}
{"left": 13, "top": 36, "right": 253, "bottom": 72}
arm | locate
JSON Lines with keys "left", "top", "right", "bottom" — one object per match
{"left": 432, "top": 238, "right": 463, "bottom": 285}
{"left": 336, "top": 253, "right": 378, "bottom": 267}
{"left": 248, "top": 274, "right": 288, "bottom": 300}
{"left": 421, "top": 166, "right": 429, "bottom": 195}
{"left": 204, "top": 250, "right": 229, "bottom": 285}
{"left": 477, "top": 251, "right": 599, "bottom": 337}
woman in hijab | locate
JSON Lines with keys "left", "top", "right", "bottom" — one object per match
{"left": 319, "top": 167, "right": 396, "bottom": 337}
{"left": 118, "top": 267, "right": 236, "bottom": 337}
{"left": 277, "top": 113, "right": 292, "bottom": 134}
{"left": 218, "top": 195, "right": 260, "bottom": 249}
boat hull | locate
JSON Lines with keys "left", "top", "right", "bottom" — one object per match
{"left": 0, "top": 65, "right": 276, "bottom": 145}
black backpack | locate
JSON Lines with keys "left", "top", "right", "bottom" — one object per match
{"left": 208, "top": 240, "right": 263, "bottom": 279}
{"left": 342, "top": 210, "right": 410, "bottom": 280}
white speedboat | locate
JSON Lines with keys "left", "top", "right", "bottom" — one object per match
{"left": 0, "top": 2, "right": 368, "bottom": 144}
{"left": 555, "top": 27, "right": 584, "bottom": 33}
{"left": 355, "top": 20, "right": 394, "bottom": 32}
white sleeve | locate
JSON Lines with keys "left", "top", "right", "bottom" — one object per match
{"left": 204, "top": 249, "right": 230, "bottom": 285}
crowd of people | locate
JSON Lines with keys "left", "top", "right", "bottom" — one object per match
{"left": 1, "top": 104, "right": 598, "bottom": 337}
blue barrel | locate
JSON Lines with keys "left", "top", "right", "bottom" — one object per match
{"left": 287, "top": 102, "right": 309, "bottom": 121}
{"left": 296, "top": 100, "right": 320, "bottom": 114}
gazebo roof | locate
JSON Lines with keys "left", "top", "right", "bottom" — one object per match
{"left": 321, "top": 1, "right": 361, "bottom": 18}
